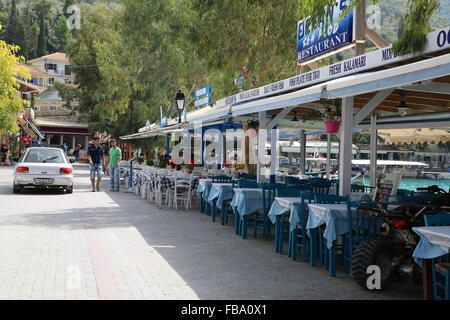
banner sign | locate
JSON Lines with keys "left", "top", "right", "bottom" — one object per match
{"left": 297, "top": 0, "right": 354, "bottom": 64}
{"left": 194, "top": 95, "right": 211, "bottom": 108}
{"left": 194, "top": 86, "right": 212, "bottom": 98}
{"left": 216, "top": 27, "right": 450, "bottom": 108}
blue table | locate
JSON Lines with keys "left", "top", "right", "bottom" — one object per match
{"left": 413, "top": 226, "right": 450, "bottom": 300}
{"left": 197, "top": 179, "right": 212, "bottom": 213}
{"left": 268, "top": 197, "right": 302, "bottom": 255}
{"left": 231, "top": 188, "right": 266, "bottom": 239}
{"left": 306, "top": 203, "right": 357, "bottom": 276}
{"left": 208, "top": 183, "right": 233, "bottom": 222}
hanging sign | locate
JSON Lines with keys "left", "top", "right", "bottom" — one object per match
{"left": 194, "top": 86, "right": 212, "bottom": 98}
{"left": 297, "top": 0, "right": 354, "bottom": 64}
{"left": 194, "top": 95, "right": 211, "bottom": 108}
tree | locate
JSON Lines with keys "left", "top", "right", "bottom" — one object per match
{"left": 188, "top": 0, "right": 299, "bottom": 98}
{"left": 54, "top": 15, "right": 71, "bottom": 51}
{"left": 37, "top": 15, "right": 48, "bottom": 57}
{"left": 0, "top": 24, "right": 30, "bottom": 133}
{"left": 5, "top": 0, "right": 25, "bottom": 54}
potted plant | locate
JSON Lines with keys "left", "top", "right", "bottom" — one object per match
{"left": 146, "top": 159, "right": 154, "bottom": 166}
{"left": 158, "top": 161, "right": 167, "bottom": 169}
{"left": 136, "top": 156, "right": 144, "bottom": 165}
{"left": 247, "top": 119, "right": 259, "bottom": 138}
{"left": 319, "top": 98, "right": 341, "bottom": 134}
{"left": 185, "top": 163, "right": 194, "bottom": 174}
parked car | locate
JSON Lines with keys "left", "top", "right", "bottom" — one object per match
{"left": 13, "top": 147, "right": 74, "bottom": 193}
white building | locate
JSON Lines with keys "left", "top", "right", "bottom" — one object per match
{"left": 29, "top": 52, "right": 75, "bottom": 85}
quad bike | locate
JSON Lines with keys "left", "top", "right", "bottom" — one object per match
{"left": 352, "top": 185, "right": 450, "bottom": 290}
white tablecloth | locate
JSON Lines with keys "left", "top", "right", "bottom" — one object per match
{"left": 414, "top": 226, "right": 450, "bottom": 253}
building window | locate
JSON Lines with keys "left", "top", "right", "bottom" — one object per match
{"left": 50, "top": 106, "right": 57, "bottom": 111}
{"left": 34, "top": 106, "right": 40, "bottom": 111}
{"left": 65, "top": 65, "right": 71, "bottom": 75}
{"left": 45, "top": 63, "right": 57, "bottom": 70}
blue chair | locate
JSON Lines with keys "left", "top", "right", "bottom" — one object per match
{"left": 212, "top": 175, "right": 232, "bottom": 183}
{"left": 424, "top": 213, "right": 450, "bottom": 300}
{"left": 253, "top": 183, "right": 277, "bottom": 241}
{"left": 238, "top": 180, "right": 260, "bottom": 188}
{"left": 396, "top": 189, "right": 412, "bottom": 196}
{"left": 351, "top": 184, "right": 365, "bottom": 193}
{"left": 411, "top": 191, "right": 439, "bottom": 204}
{"left": 313, "top": 194, "right": 348, "bottom": 276}
{"left": 277, "top": 188, "right": 302, "bottom": 198}
{"left": 310, "top": 181, "right": 331, "bottom": 195}
{"left": 342, "top": 200, "right": 383, "bottom": 277}
{"left": 290, "top": 192, "right": 315, "bottom": 262}
{"left": 387, "top": 195, "right": 421, "bottom": 204}
{"left": 237, "top": 173, "right": 257, "bottom": 181}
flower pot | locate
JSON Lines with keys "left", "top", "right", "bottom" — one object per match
{"left": 247, "top": 129, "right": 258, "bottom": 138}
{"left": 325, "top": 121, "right": 341, "bottom": 134}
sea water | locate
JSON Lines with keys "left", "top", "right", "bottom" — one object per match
{"left": 355, "top": 177, "right": 450, "bottom": 192}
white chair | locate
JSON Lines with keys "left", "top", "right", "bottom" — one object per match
{"left": 173, "top": 173, "right": 192, "bottom": 210}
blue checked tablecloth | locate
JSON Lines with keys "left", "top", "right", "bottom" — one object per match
{"left": 231, "top": 188, "right": 266, "bottom": 218}
{"left": 412, "top": 226, "right": 450, "bottom": 267}
{"left": 306, "top": 203, "right": 357, "bottom": 249}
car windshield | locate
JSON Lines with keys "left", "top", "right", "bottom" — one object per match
{"left": 24, "top": 149, "right": 65, "bottom": 163}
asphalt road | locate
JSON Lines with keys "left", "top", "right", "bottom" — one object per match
{"left": 0, "top": 164, "right": 423, "bottom": 300}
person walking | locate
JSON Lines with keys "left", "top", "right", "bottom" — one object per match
{"left": 74, "top": 144, "right": 81, "bottom": 162}
{"left": 87, "top": 136, "right": 105, "bottom": 192}
{"left": 108, "top": 139, "right": 122, "bottom": 192}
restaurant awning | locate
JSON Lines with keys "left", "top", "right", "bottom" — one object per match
{"left": 16, "top": 116, "right": 37, "bottom": 139}
{"left": 378, "top": 128, "right": 450, "bottom": 144}
{"left": 230, "top": 53, "right": 450, "bottom": 118}
{"left": 25, "top": 119, "right": 45, "bottom": 140}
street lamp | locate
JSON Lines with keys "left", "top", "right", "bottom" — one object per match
{"left": 176, "top": 90, "right": 185, "bottom": 124}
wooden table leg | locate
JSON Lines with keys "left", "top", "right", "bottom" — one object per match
{"left": 422, "top": 258, "right": 434, "bottom": 300}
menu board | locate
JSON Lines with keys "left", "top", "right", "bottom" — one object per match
{"left": 373, "top": 173, "right": 402, "bottom": 202}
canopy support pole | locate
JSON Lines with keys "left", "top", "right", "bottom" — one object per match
{"left": 370, "top": 114, "right": 378, "bottom": 188}
{"left": 217, "top": 130, "right": 223, "bottom": 169}
{"left": 166, "top": 133, "right": 171, "bottom": 156}
{"left": 339, "top": 96, "right": 354, "bottom": 196}
{"left": 270, "top": 125, "right": 278, "bottom": 183}
{"left": 257, "top": 112, "right": 267, "bottom": 183}
{"left": 299, "top": 130, "right": 306, "bottom": 175}
{"left": 326, "top": 133, "right": 331, "bottom": 180}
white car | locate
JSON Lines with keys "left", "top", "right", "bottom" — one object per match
{"left": 13, "top": 147, "right": 74, "bottom": 193}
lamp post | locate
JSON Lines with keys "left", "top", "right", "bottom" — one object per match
{"left": 176, "top": 90, "right": 185, "bottom": 124}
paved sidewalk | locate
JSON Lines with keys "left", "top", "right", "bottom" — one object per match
{"left": 0, "top": 165, "right": 423, "bottom": 300}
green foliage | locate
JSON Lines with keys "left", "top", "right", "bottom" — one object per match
{"left": 0, "top": 27, "right": 30, "bottom": 133}
{"left": 146, "top": 159, "right": 154, "bottom": 166}
{"left": 54, "top": 15, "right": 71, "bottom": 51}
{"left": 158, "top": 161, "right": 167, "bottom": 168}
{"left": 52, "top": 81, "right": 78, "bottom": 110}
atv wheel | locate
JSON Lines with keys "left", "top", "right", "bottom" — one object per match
{"left": 352, "top": 240, "right": 394, "bottom": 290}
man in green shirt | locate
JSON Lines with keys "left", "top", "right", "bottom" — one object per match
{"left": 108, "top": 139, "right": 122, "bottom": 191}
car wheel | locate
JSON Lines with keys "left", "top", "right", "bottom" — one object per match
{"left": 66, "top": 184, "right": 73, "bottom": 194}
{"left": 13, "top": 183, "right": 21, "bottom": 194}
